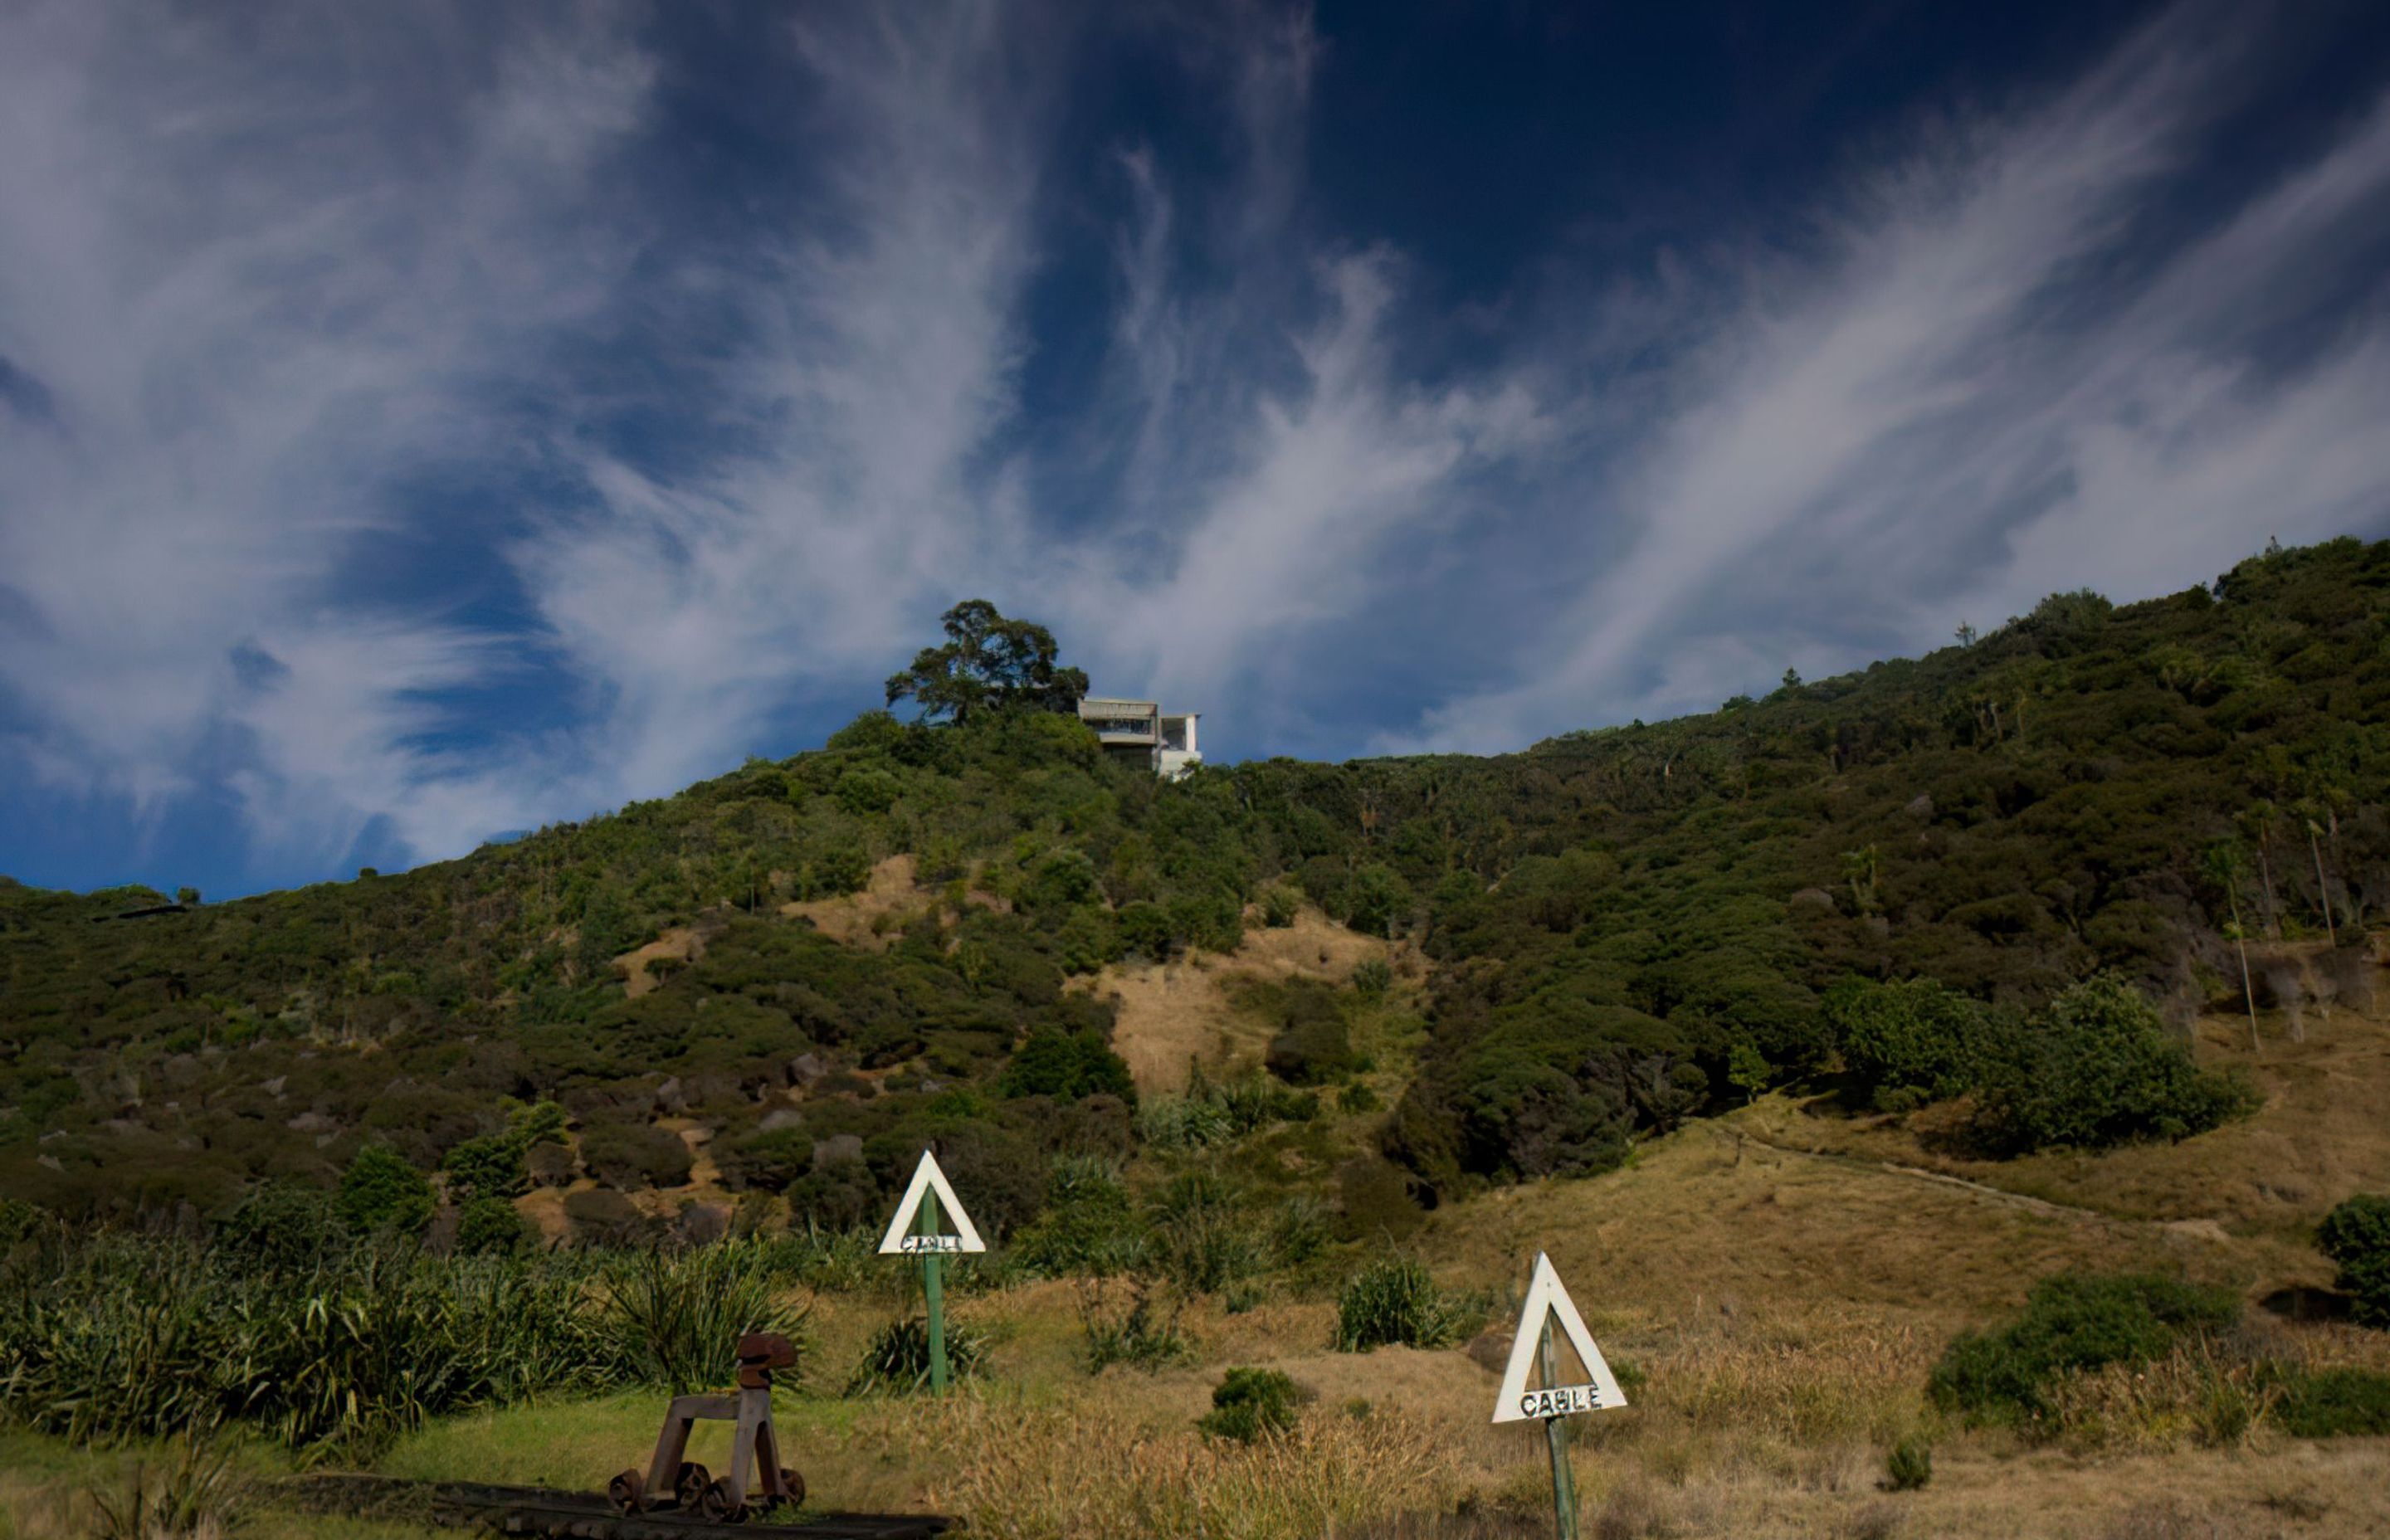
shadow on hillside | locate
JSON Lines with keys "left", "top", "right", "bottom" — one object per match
{"left": 2259, "top": 1284, "right": 2354, "bottom": 1323}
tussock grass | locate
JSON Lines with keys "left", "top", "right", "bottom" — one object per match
{"left": 933, "top": 1396, "right": 1451, "bottom": 1540}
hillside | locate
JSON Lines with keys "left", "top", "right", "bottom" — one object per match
{"left": 2, "top": 535, "right": 2388, "bottom": 1237}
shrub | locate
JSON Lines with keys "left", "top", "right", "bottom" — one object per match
{"left": 563, "top": 1187, "right": 650, "bottom": 1245}
{"left": 1971, "top": 975, "right": 2252, "bottom": 1153}
{"left": 1196, "top": 1367, "right": 1310, "bottom": 1443}
{"left": 605, "top": 1240, "right": 812, "bottom": 1393}
{"left": 1259, "top": 884, "right": 1300, "bottom": 928}
{"left": 455, "top": 1196, "right": 533, "bottom": 1258}
{"left": 2318, "top": 1193, "right": 2390, "bottom": 1328}
{"left": 1884, "top": 1435, "right": 1931, "bottom": 1491}
{"left": 0, "top": 1234, "right": 620, "bottom": 1449}
{"left": 1349, "top": 958, "right": 1393, "bottom": 1001}
{"left": 1334, "top": 1255, "right": 1461, "bottom": 1352}
{"left": 1343, "top": 864, "right": 1410, "bottom": 938}
{"left": 2270, "top": 1367, "right": 2390, "bottom": 1436}
{"left": 443, "top": 1133, "right": 527, "bottom": 1202}
{"left": 336, "top": 1144, "right": 435, "bottom": 1237}
{"left": 85, "top": 1432, "right": 255, "bottom": 1540}
{"left": 999, "top": 1028, "right": 1135, "bottom": 1104}
{"left": 1927, "top": 1272, "right": 2240, "bottom": 1425}
{"left": 1077, "top": 1279, "right": 1192, "bottom": 1373}
{"left": 1012, "top": 1157, "right": 1147, "bottom": 1278}
{"left": 1824, "top": 976, "right": 1984, "bottom": 1104}
{"left": 1149, "top": 1170, "right": 1270, "bottom": 1296}
{"left": 578, "top": 1123, "right": 694, "bottom": 1190}
{"left": 846, "top": 1314, "right": 987, "bottom": 1395}
{"left": 214, "top": 1182, "right": 345, "bottom": 1272}
{"left": 835, "top": 767, "right": 901, "bottom": 816}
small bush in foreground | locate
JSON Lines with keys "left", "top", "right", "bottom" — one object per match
{"left": 1927, "top": 1272, "right": 2239, "bottom": 1425}
{"left": 1197, "top": 1367, "right": 1310, "bottom": 1444}
{"left": 2318, "top": 1192, "right": 2390, "bottom": 1328}
{"left": 1077, "top": 1278, "right": 1193, "bottom": 1372}
{"left": 604, "top": 1240, "right": 811, "bottom": 1393}
{"left": 1335, "top": 1255, "right": 1461, "bottom": 1352}
{"left": 846, "top": 1314, "right": 988, "bottom": 1395}
{"left": 85, "top": 1434, "right": 256, "bottom": 1540}
{"left": 1883, "top": 1435, "right": 1931, "bottom": 1491}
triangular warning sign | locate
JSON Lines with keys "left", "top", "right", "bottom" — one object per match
{"left": 1490, "top": 1252, "right": 1627, "bottom": 1423}
{"left": 876, "top": 1149, "right": 987, "bottom": 1255}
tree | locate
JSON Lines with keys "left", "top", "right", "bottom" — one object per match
{"left": 337, "top": 1143, "right": 436, "bottom": 1237}
{"left": 2202, "top": 842, "right": 2261, "bottom": 1051}
{"left": 2319, "top": 1194, "right": 2390, "bottom": 1328}
{"left": 885, "top": 600, "right": 1089, "bottom": 724}
{"left": 2301, "top": 808, "right": 2339, "bottom": 949}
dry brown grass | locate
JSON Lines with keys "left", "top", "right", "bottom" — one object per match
{"left": 1079, "top": 906, "right": 1400, "bottom": 1092}
{"left": 778, "top": 854, "right": 924, "bottom": 948}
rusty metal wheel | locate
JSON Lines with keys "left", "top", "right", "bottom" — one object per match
{"left": 607, "top": 1468, "right": 646, "bottom": 1515}
{"left": 700, "top": 1476, "right": 744, "bottom": 1523}
{"left": 672, "top": 1462, "right": 711, "bottom": 1510}
{"left": 778, "top": 1467, "right": 806, "bottom": 1508}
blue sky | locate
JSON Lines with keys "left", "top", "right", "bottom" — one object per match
{"left": 4, "top": 0, "right": 2390, "bottom": 899}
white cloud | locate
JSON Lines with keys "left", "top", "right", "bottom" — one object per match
{"left": 1407, "top": 7, "right": 2390, "bottom": 748}
{"left": 0, "top": 1, "right": 657, "bottom": 862}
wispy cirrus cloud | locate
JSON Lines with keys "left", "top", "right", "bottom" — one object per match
{"left": 1406, "top": 3, "right": 2390, "bottom": 748}
{"left": 0, "top": 1, "right": 658, "bottom": 867}
{"left": 2, "top": 0, "right": 2388, "bottom": 894}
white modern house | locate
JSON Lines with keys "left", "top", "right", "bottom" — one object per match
{"left": 1077, "top": 697, "right": 1202, "bottom": 778}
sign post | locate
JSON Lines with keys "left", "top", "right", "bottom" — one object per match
{"left": 920, "top": 1187, "right": 947, "bottom": 1394}
{"left": 876, "top": 1150, "right": 984, "bottom": 1396}
{"left": 1491, "top": 1253, "right": 1626, "bottom": 1540}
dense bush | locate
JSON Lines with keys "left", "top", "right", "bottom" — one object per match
{"left": 1824, "top": 977, "right": 1985, "bottom": 1107}
{"left": 2318, "top": 1193, "right": 2390, "bottom": 1328}
{"left": 10, "top": 539, "right": 2390, "bottom": 1218}
{"left": 336, "top": 1145, "right": 436, "bottom": 1238}
{"left": 1258, "top": 979, "right": 1358, "bottom": 1086}
{"left": 1970, "top": 976, "right": 2253, "bottom": 1153}
{"left": 215, "top": 1182, "right": 346, "bottom": 1272}
{"left": 1012, "top": 1157, "right": 1147, "bottom": 1277}
{"left": 998, "top": 1028, "right": 1135, "bottom": 1104}
{"left": 1334, "top": 1255, "right": 1463, "bottom": 1352}
{"left": 454, "top": 1196, "right": 534, "bottom": 1257}
{"left": 579, "top": 1123, "right": 695, "bottom": 1190}
{"left": 1927, "top": 1273, "right": 2241, "bottom": 1425}
{"left": 1196, "top": 1367, "right": 1310, "bottom": 1443}
{"left": 0, "top": 1233, "right": 619, "bottom": 1449}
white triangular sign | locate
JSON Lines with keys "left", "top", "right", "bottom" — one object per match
{"left": 876, "top": 1149, "right": 987, "bottom": 1255}
{"left": 1490, "top": 1253, "right": 1626, "bottom": 1424}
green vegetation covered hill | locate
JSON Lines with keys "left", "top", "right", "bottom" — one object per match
{"left": 3, "top": 538, "right": 2387, "bottom": 1229}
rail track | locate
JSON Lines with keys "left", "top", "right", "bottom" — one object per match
{"left": 289, "top": 1474, "right": 960, "bottom": 1540}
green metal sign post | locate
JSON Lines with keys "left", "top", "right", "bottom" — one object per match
{"left": 919, "top": 1188, "right": 948, "bottom": 1395}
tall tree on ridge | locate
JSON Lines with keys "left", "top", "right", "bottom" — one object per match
{"left": 885, "top": 600, "right": 1090, "bottom": 725}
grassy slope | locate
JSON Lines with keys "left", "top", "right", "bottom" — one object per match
{"left": 10, "top": 998, "right": 2379, "bottom": 1539}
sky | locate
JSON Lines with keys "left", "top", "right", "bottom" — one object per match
{"left": 4, "top": 1, "right": 2390, "bottom": 900}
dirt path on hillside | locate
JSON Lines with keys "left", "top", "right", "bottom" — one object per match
{"left": 1713, "top": 1125, "right": 2141, "bottom": 1228}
